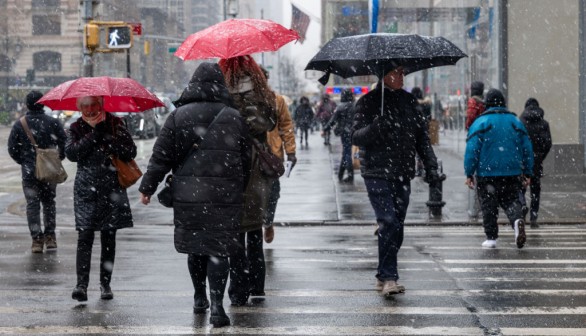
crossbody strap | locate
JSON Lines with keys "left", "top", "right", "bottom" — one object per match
{"left": 19, "top": 116, "right": 38, "bottom": 148}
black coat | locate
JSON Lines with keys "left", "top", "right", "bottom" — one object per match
{"left": 65, "top": 113, "right": 136, "bottom": 231}
{"left": 8, "top": 109, "right": 67, "bottom": 181}
{"left": 520, "top": 105, "right": 552, "bottom": 176}
{"left": 293, "top": 103, "right": 314, "bottom": 128}
{"left": 352, "top": 85, "right": 438, "bottom": 180}
{"left": 325, "top": 100, "right": 355, "bottom": 136}
{"left": 139, "top": 63, "right": 250, "bottom": 256}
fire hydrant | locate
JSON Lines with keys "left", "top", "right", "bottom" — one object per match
{"left": 426, "top": 159, "right": 446, "bottom": 219}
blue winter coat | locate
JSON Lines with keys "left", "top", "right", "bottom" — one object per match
{"left": 464, "top": 107, "right": 534, "bottom": 178}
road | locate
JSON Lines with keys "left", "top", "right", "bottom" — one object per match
{"left": 1, "top": 126, "right": 586, "bottom": 335}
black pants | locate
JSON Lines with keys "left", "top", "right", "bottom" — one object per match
{"left": 229, "top": 229, "right": 266, "bottom": 300}
{"left": 76, "top": 229, "right": 116, "bottom": 288}
{"left": 522, "top": 175, "right": 542, "bottom": 222}
{"left": 477, "top": 176, "right": 524, "bottom": 240}
{"left": 188, "top": 254, "right": 229, "bottom": 298}
{"left": 22, "top": 179, "right": 56, "bottom": 240}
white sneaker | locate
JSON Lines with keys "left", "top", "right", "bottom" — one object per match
{"left": 481, "top": 239, "right": 497, "bottom": 248}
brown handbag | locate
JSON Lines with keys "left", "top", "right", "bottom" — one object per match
{"left": 110, "top": 156, "right": 142, "bottom": 189}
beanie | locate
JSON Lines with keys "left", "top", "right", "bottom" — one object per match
{"left": 525, "top": 97, "right": 539, "bottom": 108}
{"left": 484, "top": 88, "right": 506, "bottom": 108}
{"left": 470, "top": 81, "right": 484, "bottom": 97}
{"left": 26, "top": 90, "right": 45, "bottom": 111}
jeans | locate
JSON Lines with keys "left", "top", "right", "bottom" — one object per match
{"left": 76, "top": 229, "right": 116, "bottom": 287}
{"left": 364, "top": 178, "right": 411, "bottom": 282}
{"left": 22, "top": 179, "right": 57, "bottom": 240}
{"left": 477, "top": 176, "right": 524, "bottom": 240}
{"left": 339, "top": 133, "right": 353, "bottom": 178}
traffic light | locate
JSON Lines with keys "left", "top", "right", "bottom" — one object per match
{"left": 106, "top": 25, "right": 132, "bottom": 49}
{"left": 144, "top": 41, "right": 151, "bottom": 55}
{"left": 84, "top": 23, "right": 100, "bottom": 49}
{"left": 26, "top": 69, "right": 35, "bottom": 84}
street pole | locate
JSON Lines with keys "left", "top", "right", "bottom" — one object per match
{"left": 81, "top": 0, "right": 95, "bottom": 77}
{"left": 126, "top": 49, "right": 131, "bottom": 78}
{"left": 223, "top": 0, "right": 227, "bottom": 20}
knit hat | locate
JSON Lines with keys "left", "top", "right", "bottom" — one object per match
{"left": 26, "top": 90, "right": 44, "bottom": 111}
{"left": 470, "top": 81, "right": 484, "bottom": 97}
{"left": 484, "top": 88, "right": 506, "bottom": 108}
{"left": 525, "top": 97, "right": 539, "bottom": 108}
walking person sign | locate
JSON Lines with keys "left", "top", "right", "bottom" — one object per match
{"left": 106, "top": 25, "right": 132, "bottom": 49}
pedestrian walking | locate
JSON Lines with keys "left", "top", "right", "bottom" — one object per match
{"left": 464, "top": 89, "right": 534, "bottom": 249}
{"left": 218, "top": 55, "right": 278, "bottom": 307}
{"left": 520, "top": 98, "right": 552, "bottom": 228}
{"left": 352, "top": 66, "right": 442, "bottom": 297}
{"left": 316, "top": 94, "right": 336, "bottom": 145}
{"left": 66, "top": 96, "right": 137, "bottom": 302}
{"left": 138, "top": 63, "right": 249, "bottom": 327}
{"left": 465, "top": 81, "right": 485, "bottom": 130}
{"left": 324, "top": 88, "right": 355, "bottom": 182}
{"left": 293, "top": 96, "right": 314, "bottom": 148}
{"left": 7, "top": 90, "right": 67, "bottom": 253}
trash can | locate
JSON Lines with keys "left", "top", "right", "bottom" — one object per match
{"left": 429, "top": 119, "right": 439, "bottom": 145}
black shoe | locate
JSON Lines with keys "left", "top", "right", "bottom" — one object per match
{"left": 249, "top": 290, "right": 265, "bottom": 297}
{"left": 342, "top": 177, "right": 354, "bottom": 183}
{"left": 100, "top": 285, "right": 113, "bottom": 300}
{"left": 530, "top": 221, "right": 539, "bottom": 229}
{"left": 210, "top": 305, "right": 230, "bottom": 327}
{"left": 193, "top": 294, "right": 210, "bottom": 314}
{"left": 72, "top": 285, "right": 88, "bottom": 302}
{"left": 230, "top": 298, "right": 248, "bottom": 306}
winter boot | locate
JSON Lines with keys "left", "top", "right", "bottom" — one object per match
{"left": 337, "top": 165, "right": 345, "bottom": 182}
{"left": 45, "top": 233, "right": 57, "bottom": 250}
{"left": 193, "top": 287, "right": 210, "bottom": 314}
{"left": 31, "top": 237, "right": 44, "bottom": 253}
{"left": 209, "top": 293, "right": 230, "bottom": 328}
{"left": 72, "top": 285, "right": 88, "bottom": 302}
{"left": 100, "top": 284, "right": 113, "bottom": 300}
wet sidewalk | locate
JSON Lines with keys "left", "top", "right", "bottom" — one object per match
{"left": 274, "top": 129, "right": 586, "bottom": 226}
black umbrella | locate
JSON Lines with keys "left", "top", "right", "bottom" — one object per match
{"left": 305, "top": 33, "right": 467, "bottom": 85}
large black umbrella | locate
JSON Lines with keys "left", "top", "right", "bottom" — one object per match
{"left": 305, "top": 33, "right": 467, "bottom": 85}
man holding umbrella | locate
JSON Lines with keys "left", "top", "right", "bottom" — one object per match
{"left": 352, "top": 66, "right": 442, "bottom": 297}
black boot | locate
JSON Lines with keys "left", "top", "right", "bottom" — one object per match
{"left": 342, "top": 168, "right": 354, "bottom": 183}
{"left": 337, "top": 165, "right": 345, "bottom": 182}
{"left": 72, "top": 285, "right": 87, "bottom": 302}
{"left": 209, "top": 293, "right": 230, "bottom": 328}
{"left": 193, "top": 287, "right": 210, "bottom": 314}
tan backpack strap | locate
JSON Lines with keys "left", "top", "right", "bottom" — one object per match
{"left": 19, "top": 116, "right": 38, "bottom": 147}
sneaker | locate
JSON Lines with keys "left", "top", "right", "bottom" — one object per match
{"left": 381, "top": 281, "right": 405, "bottom": 297}
{"left": 100, "top": 285, "right": 113, "bottom": 300}
{"left": 481, "top": 239, "right": 497, "bottom": 248}
{"left": 31, "top": 238, "right": 44, "bottom": 253}
{"left": 45, "top": 234, "right": 57, "bottom": 250}
{"left": 72, "top": 285, "right": 88, "bottom": 302}
{"left": 375, "top": 279, "right": 384, "bottom": 291}
{"left": 514, "top": 219, "right": 526, "bottom": 248}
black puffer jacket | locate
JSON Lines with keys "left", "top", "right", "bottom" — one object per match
{"left": 8, "top": 109, "right": 67, "bottom": 181}
{"left": 352, "top": 85, "right": 438, "bottom": 180}
{"left": 65, "top": 113, "right": 136, "bottom": 231}
{"left": 325, "top": 92, "right": 354, "bottom": 135}
{"left": 139, "top": 63, "right": 250, "bottom": 256}
{"left": 520, "top": 105, "right": 552, "bottom": 176}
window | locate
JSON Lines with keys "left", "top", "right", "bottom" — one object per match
{"left": 33, "top": 51, "right": 61, "bottom": 72}
{"left": 32, "top": 15, "right": 61, "bottom": 35}
{"left": 0, "top": 54, "right": 11, "bottom": 72}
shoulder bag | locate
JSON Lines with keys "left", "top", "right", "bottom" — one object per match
{"left": 250, "top": 137, "right": 284, "bottom": 178}
{"left": 157, "top": 107, "right": 226, "bottom": 207}
{"left": 20, "top": 116, "right": 68, "bottom": 184}
{"left": 109, "top": 122, "right": 142, "bottom": 189}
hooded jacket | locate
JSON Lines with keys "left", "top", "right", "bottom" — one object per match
{"left": 8, "top": 109, "right": 67, "bottom": 181}
{"left": 520, "top": 104, "right": 552, "bottom": 176}
{"left": 352, "top": 84, "right": 438, "bottom": 181}
{"left": 139, "top": 62, "right": 249, "bottom": 256}
{"left": 465, "top": 107, "right": 534, "bottom": 178}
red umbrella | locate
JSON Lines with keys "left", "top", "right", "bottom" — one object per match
{"left": 38, "top": 76, "right": 164, "bottom": 112}
{"left": 174, "top": 18, "right": 300, "bottom": 60}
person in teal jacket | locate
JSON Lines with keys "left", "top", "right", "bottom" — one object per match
{"left": 464, "top": 89, "right": 533, "bottom": 249}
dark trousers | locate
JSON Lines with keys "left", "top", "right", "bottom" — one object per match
{"left": 76, "top": 229, "right": 116, "bottom": 288}
{"left": 229, "top": 229, "right": 266, "bottom": 301}
{"left": 522, "top": 175, "right": 542, "bottom": 222}
{"left": 298, "top": 126, "right": 309, "bottom": 145}
{"left": 188, "top": 254, "right": 229, "bottom": 298}
{"left": 22, "top": 179, "right": 56, "bottom": 240}
{"left": 266, "top": 179, "right": 281, "bottom": 225}
{"left": 364, "top": 178, "right": 411, "bottom": 282}
{"left": 477, "top": 176, "right": 524, "bottom": 240}
{"left": 338, "top": 133, "right": 353, "bottom": 179}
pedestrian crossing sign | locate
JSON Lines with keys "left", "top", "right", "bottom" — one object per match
{"left": 107, "top": 25, "right": 132, "bottom": 49}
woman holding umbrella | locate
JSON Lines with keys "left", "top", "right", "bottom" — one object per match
{"left": 65, "top": 96, "right": 137, "bottom": 302}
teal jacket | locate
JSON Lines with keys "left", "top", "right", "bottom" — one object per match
{"left": 464, "top": 107, "right": 534, "bottom": 178}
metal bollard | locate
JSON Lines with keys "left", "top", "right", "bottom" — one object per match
{"left": 426, "top": 159, "right": 447, "bottom": 219}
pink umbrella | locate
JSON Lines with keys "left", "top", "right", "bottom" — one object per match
{"left": 38, "top": 76, "right": 164, "bottom": 112}
{"left": 175, "top": 18, "right": 300, "bottom": 60}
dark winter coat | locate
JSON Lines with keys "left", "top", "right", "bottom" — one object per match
{"left": 8, "top": 109, "right": 67, "bottom": 181}
{"left": 139, "top": 62, "right": 250, "bottom": 256}
{"left": 352, "top": 85, "right": 438, "bottom": 181}
{"left": 65, "top": 113, "right": 136, "bottom": 231}
{"left": 293, "top": 103, "right": 314, "bottom": 129}
{"left": 325, "top": 99, "right": 355, "bottom": 136}
{"left": 520, "top": 105, "right": 552, "bottom": 177}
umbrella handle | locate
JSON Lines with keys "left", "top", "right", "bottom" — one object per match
{"left": 380, "top": 77, "right": 384, "bottom": 116}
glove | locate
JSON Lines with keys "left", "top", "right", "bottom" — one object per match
{"left": 287, "top": 153, "right": 297, "bottom": 167}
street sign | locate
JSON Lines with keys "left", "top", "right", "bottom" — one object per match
{"left": 107, "top": 25, "right": 132, "bottom": 49}
{"left": 168, "top": 43, "right": 180, "bottom": 53}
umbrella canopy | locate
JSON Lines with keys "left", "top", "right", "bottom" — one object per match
{"left": 174, "top": 18, "right": 300, "bottom": 60}
{"left": 305, "top": 33, "right": 467, "bottom": 85}
{"left": 38, "top": 76, "right": 164, "bottom": 112}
